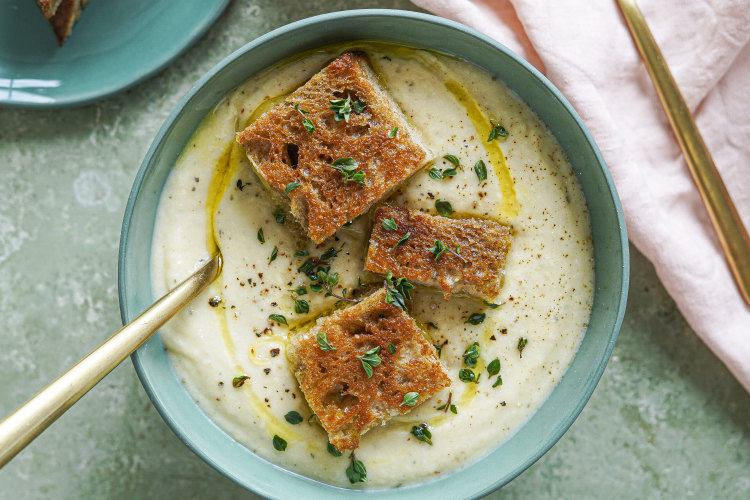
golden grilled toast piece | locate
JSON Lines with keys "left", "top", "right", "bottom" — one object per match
{"left": 236, "top": 52, "right": 433, "bottom": 244}
{"left": 286, "top": 288, "right": 450, "bottom": 451}
{"left": 37, "top": 0, "right": 90, "bottom": 46}
{"left": 366, "top": 205, "right": 512, "bottom": 300}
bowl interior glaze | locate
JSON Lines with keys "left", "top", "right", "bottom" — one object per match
{"left": 119, "top": 10, "right": 628, "bottom": 499}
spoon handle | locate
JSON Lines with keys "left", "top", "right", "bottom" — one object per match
{"left": 617, "top": 0, "right": 750, "bottom": 305}
{"left": 0, "top": 254, "right": 222, "bottom": 468}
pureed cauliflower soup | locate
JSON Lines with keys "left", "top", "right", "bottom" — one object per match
{"left": 150, "top": 42, "right": 594, "bottom": 488}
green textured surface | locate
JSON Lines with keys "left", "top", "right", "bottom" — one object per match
{"left": 0, "top": 1, "right": 748, "bottom": 499}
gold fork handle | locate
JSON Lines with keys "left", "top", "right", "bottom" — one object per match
{"left": 0, "top": 254, "right": 222, "bottom": 468}
{"left": 617, "top": 0, "right": 750, "bottom": 306}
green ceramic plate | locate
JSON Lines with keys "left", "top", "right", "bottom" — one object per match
{"left": 119, "top": 10, "right": 629, "bottom": 499}
{"left": 0, "top": 0, "right": 229, "bottom": 108}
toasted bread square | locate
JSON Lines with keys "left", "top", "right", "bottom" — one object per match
{"left": 37, "top": 0, "right": 89, "bottom": 46}
{"left": 286, "top": 288, "right": 450, "bottom": 451}
{"left": 236, "top": 52, "right": 433, "bottom": 244}
{"left": 366, "top": 205, "right": 512, "bottom": 300}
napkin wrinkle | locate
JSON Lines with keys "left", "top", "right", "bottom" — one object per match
{"left": 412, "top": 0, "right": 750, "bottom": 392}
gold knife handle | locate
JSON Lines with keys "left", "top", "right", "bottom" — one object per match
{"left": 617, "top": 0, "right": 750, "bottom": 305}
{"left": 0, "top": 254, "right": 222, "bottom": 468}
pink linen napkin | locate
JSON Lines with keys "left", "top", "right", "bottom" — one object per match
{"left": 412, "top": 0, "right": 750, "bottom": 392}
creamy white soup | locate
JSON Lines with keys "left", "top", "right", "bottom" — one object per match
{"left": 150, "top": 43, "right": 594, "bottom": 488}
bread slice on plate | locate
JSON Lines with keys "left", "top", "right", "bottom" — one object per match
{"left": 366, "top": 205, "right": 513, "bottom": 300}
{"left": 36, "top": 0, "right": 90, "bottom": 46}
{"left": 236, "top": 52, "right": 433, "bottom": 244}
{"left": 286, "top": 288, "right": 450, "bottom": 451}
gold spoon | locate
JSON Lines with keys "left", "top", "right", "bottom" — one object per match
{"left": 0, "top": 254, "right": 222, "bottom": 468}
{"left": 617, "top": 0, "right": 750, "bottom": 306}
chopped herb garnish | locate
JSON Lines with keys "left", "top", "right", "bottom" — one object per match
{"left": 429, "top": 167, "right": 443, "bottom": 180}
{"left": 346, "top": 453, "right": 367, "bottom": 484}
{"left": 483, "top": 300, "right": 501, "bottom": 309}
{"left": 433, "top": 344, "right": 442, "bottom": 358}
{"left": 327, "top": 442, "right": 342, "bottom": 457}
{"left": 443, "top": 167, "right": 458, "bottom": 177}
{"left": 294, "top": 249, "right": 309, "bottom": 257}
{"left": 463, "top": 342, "right": 480, "bottom": 368}
{"left": 383, "top": 271, "right": 414, "bottom": 311}
{"left": 269, "top": 246, "right": 278, "bottom": 263}
{"left": 474, "top": 160, "right": 488, "bottom": 182}
{"left": 269, "top": 314, "right": 287, "bottom": 325}
{"left": 382, "top": 217, "right": 398, "bottom": 231}
{"left": 458, "top": 368, "right": 477, "bottom": 383}
{"left": 273, "top": 208, "right": 286, "bottom": 224}
{"left": 328, "top": 157, "right": 366, "bottom": 186}
{"left": 317, "top": 332, "right": 336, "bottom": 352}
{"left": 257, "top": 228, "right": 265, "bottom": 243}
{"left": 231, "top": 375, "right": 250, "bottom": 388}
{"left": 488, "top": 120, "right": 508, "bottom": 141}
{"left": 410, "top": 424, "right": 432, "bottom": 445}
{"left": 294, "top": 298, "right": 309, "bottom": 314}
{"left": 357, "top": 346, "right": 382, "bottom": 378}
{"left": 394, "top": 232, "right": 411, "bottom": 248}
{"left": 466, "top": 312, "right": 486, "bottom": 325}
{"left": 435, "top": 199, "right": 453, "bottom": 217}
{"left": 402, "top": 392, "right": 420, "bottom": 407}
{"left": 443, "top": 154, "right": 460, "bottom": 167}
{"left": 330, "top": 95, "right": 366, "bottom": 122}
{"left": 284, "top": 411, "right": 303, "bottom": 424}
{"left": 295, "top": 286, "right": 307, "bottom": 295}
{"left": 429, "top": 239, "right": 448, "bottom": 261}
{"left": 352, "top": 99, "right": 367, "bottom": 114}
{"left": 492, "top": 375, "right": 503, "bottom": 388}
{"left": 272, "top": 435, "right": 287, "bottom": 451}
{"left": 389, "top": 126, "right": 399, "bottom": 138}
{"left": 487, "top": 358, "right": 501, "bottom": 377}
{"left": 294, "top": 103, "right": 315, "bottom": 134}
{"left": 518, "top": 337, "right": 528, "bottom": 358}
{"left": 319, "top": 246, "right": 338, "bottom": 262}
{"left": 387, "top": 342, "right": 397, "bottom": 354}
{"left": 284, "top": 182, "right": 301, "bottom": 195}
{"left": 310, "top": 284, "right": 323, "bottom": 292}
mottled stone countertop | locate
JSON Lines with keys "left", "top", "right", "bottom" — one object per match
{"left": 1, "top": 1, "right": 749, "bottom": 498}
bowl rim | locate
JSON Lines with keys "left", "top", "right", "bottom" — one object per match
{"left": 119, "top": 8, "right": 629, "bottom": 499}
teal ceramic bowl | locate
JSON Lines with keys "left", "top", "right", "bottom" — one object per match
{"left": 119, "top": 9, "right": 628, "bottom": 499}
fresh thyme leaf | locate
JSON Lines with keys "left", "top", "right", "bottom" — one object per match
{"left": 294, "top": 104, "right": 315, "bottom": 134}
{"left": 231, "top": 375, "right": 250, "bottom": 388}
{"left": 456, "top": 245, "right": 461, "bottom": 254}
{"left": 273, "top": 208, "right": 286, "bottom": 224}
{"left": 382, "top": 217, "right": 398, "bottom": 231}
{"left": 269, "top": 246, "right": 278, "bottom": 263}
{"left": 269, "top": 314, "right": 287, "bottom": 325}
{"left": 357, "top": 346, "right": 382, "bottom": 378}
{"left": 310, "top": 283, "right": 323, "bottom": 292}
{"left": 429, "top": 239, "right": 448, "bottom": 261}
{"left": 483, "top": 300, "right": 501, "bottom": 309}
{"left": 317, "top": 332, "right": 336, "bottom": 352}
{"left": 389, "top": 126, "right": 398, "bottom": 138}
{"left": 394, "top": 232, "right": 411, "bottom": 248}
{"left": 492, "top": 375, "right": 503, "bottom": 388}
{"left": 330, "top": 97, "right": 352, "bottom": 122}
{"left": 410, "top": 424, "right": 433, "bottom": 445}
{"left": 427, "top": 322, "right": 439, "bottom": 330}
{"left": 450, "top": 404, "right": 458, "bottom": 414}
{"left": 402, "top": 392, "right": 420, "bottom": 406}
{"left": 487, "top": 358, "right": 501, "bottom": 377}
{"left": 328, "top": 157, "right": 366, "bottom": 185}
{"left": 466, "top": 312, "right": 486, "bottom": 325}
{"left": 433, "top": 344, "right": 442, "bottom": 358}
{"left": 383, "top": 271, "right": 414, "bottom": 311}
{"left": 307, "top": 413, "right": 319, "bottom": 424}
{"left": 327, "top": 442, "right": 342, "bottom": 457}
{"left": 284, "top": 182, "right": 302, "bottom": 194}
{"left": 346, "top": 454, "right": 367, "bottom": 484}
{"left": 294, "top": 249, "right": 309, "bottom": 257}
{"left": 435, "top": 199, "right": 453, "bottom": 217}
{"left": 458, "top": 368, "right": 477, "bottom": 383}
{"left": 443, "top": 154, "right": 460, "bottom": 167}
{"left": 284, "top": 411, "right": 303, "bottom": 424}
{"left": 272, "top": 435, "right": 287, "bottom": 451}
{"left": 488, "top": 120, "right": 508, "bottom": 141}
{"left": 294, "top": 298, "right": 309, "bottom": 314}
{"left": 257, "top": 228, "right": 265, "bottom": 243}
{"left": 331, "top": 157, "right": 358, "bottom": 170}
{"left": 443, "top": 167, "right": 457, "bottom": 177}
{"left": 474, "top": 160, "right": 488, "bottom": 182}
{"left": 429, "top": 167, "right": 443, "bottom": 180}
{"left": 295, "top": 286, "right": 307, "bottom": 295}
{"left": 463, "top": 342, "right": 480, "bottom": 368}
{"left": 387, "top": 342, "right": 397, "bottom": 354}
{"left": 518, "top": 337, "right": 528, "bottom": 358}
{"left": 352, "top": 99, "right": 367, "bottom": 114}
{"left": 319, "top": 246, "right": 338, "bottom": 262}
